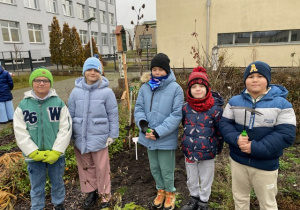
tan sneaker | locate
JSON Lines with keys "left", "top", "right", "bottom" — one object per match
{"left": 164, "top": 192, "right": 176, "bottom": 210}
{"left": 153, "top": 189, "right": 165, "bottom": 208}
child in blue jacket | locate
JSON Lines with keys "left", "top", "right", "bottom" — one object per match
{"left": 181, "top": 67, "right": 224, "bottom": 210}
{"left": 68, "top": 57, "right": 119, "bottom": 209}
{"left": 0, "top": 66, "right": 14, "bottom": 124}
{"left": 219, "top": 61, "right": 296, "bottom": 209}
{"left": 134, "top": 53, "right": 184, "bottom": 210}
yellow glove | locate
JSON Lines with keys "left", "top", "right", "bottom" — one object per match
{"left": 42, "top": 150, "right": 62, "bottom": 164}
{"left": 28, "top": 150, "right": 50, "bottom": 161}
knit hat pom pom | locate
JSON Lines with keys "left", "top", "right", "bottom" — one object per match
{"left": 193, "top": 66, "right": 207, "bottom": 74}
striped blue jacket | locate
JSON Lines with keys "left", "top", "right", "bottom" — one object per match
{"left": 219, "top": 84, "right": 296, "bottom": 171}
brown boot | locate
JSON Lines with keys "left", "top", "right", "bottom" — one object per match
{"left": 164, "top": 192, "right": 176, "bottom": 210}
{"left": 153, "top": 189, "right": 165, "bottom": 208}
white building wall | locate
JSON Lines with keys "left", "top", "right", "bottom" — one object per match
{"left": 0, "top": 0, "right": 117, "bottom": 61}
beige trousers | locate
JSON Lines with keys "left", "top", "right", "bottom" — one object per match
{"left": 74, "top": 147, "right": 111, "bottom": 201}
{"left": 230, "top": 157, "right": 278, "bottom": 210}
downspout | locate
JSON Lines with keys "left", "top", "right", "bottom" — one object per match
{"left": 206, "top": 0, "right": 211, "bottom": 68}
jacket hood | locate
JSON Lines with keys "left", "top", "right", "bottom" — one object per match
{"left": 0, "top": 66, "right": 3, "bottom": 74}
{"left": 23, "top": 88, "right": 58, "bottom": 99}
{"left": 212, "top": 91, "right": 224, "bottom": 106}
{"left": 75, "top": 76, "right": 109, "bottom": 90}
{"left": 242, "top": 84, "right": 288, "bottom": 100}
{"left": 140, "top": 69, "right": 176, "bottom": 87}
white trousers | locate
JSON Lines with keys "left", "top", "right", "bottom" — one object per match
{"left": 230, "top": 157, "right": 278, "bottom": 210}
{"left": 185, "top": 158, "right": 215, "bottom": 202}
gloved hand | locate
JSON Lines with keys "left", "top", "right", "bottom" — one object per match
{"left": 28, "top": 150, "right": 50, "bottom": 161}
{"left": 106, "top": 137, "right": 115, "bottom": 146}
{"left": 42, "top": 150, "right": 62, "bottom": 164}
{"left": 139, "top": 120, "right": 149, "bottom": 134}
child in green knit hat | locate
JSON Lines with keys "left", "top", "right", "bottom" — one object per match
{"left": 13, "top": 67, "right": 72, "bottom": 210}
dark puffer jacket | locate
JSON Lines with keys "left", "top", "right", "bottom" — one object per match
{"left": 181, "top": 91, "right": 224, "bottom": 161}
{"left": 0, "top": 66, "right": 14, "bottom": 102}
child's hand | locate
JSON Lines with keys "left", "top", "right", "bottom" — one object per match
{"left": 106, "top": 137, "right": 115, "bottom": 146}
{"left": 42, "top": 150, "right": 61, "bottom": 164}
{"left": 145, "top": 129, "right": 157, "bottom": 140}
{"left": 239, "top": 141, "right": 251, "bottom": 154}
{"left": 28, "top": 150, "right": 50, "bottom": 161}
{"left": 237, "top": 134, "right": 249, "bottom": 146}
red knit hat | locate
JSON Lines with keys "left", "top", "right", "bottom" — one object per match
{"left": 188, "top": 66, "right": 210, "bottom": 91}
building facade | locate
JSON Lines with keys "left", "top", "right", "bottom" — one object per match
{"left": 156, "top": 0, "right": 300, "bottom": 68}
{"left": 0, "top": 0, "right": 117, "bottom": 69}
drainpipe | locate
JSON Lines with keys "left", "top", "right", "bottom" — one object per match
{"left": 206, "top": 0, "right": 211, "bottom": 68}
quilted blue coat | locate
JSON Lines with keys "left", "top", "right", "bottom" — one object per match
{"left": 68, "top": 77, "right": 119, "bottom": 154}
{"left": 0, "top": 67, "right": 14, "bottom": 102}
{"left": 134, "top": 70, "right": 184, "bottom": 150}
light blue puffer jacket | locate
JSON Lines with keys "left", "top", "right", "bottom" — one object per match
{"left": 134, "top": 70, "right": 184, "bottom": 150}
{"left": 68, "top": 77, "right": 119, "bottom": 154}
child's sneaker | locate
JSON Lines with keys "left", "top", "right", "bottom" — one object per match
{"left": 197, "top": 200, "right": 208, "bottom": 210}
{"left": 164, "top": 192, "right": 176, "bottom": 210}
{"left": 181, "top": 196, "right": 199, "bottom": 210}
{"left": 153, "top": 189, "right": 165, "bottom": 208}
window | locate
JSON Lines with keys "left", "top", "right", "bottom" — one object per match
{"left": 110, "top": 34, "right": 114, "bottom": 45}
{"left": 45, "top": 0, "right": 57, "bottom": 13}
{"left": 79, "top": 30, "right": 87, "bottom": 45}
{"left": 218, "top": 33, "right": 233, "bottom": 45}
{"left": 92, "top": 32, "right": 98, "bottom": 45}
{"left": 62, "top": 0, "right": 72, "bottom": 16}
{"left": 24, "top": 0, "right": 38, "bottom": 9}
{"left": 218, "top": 30, "right": 295, "bottom": 46}
{"left": 101, "top": 33, "right": 107, "bottom": 45}
{"left": 235, "top": 33, "right": 250, "bottom": 44}
{"left": 48, "top": 25, "right": 51, "bottom": 36}
{"left": 108, "top": 13, "right": 114, "bottom": 25}
{"left": 100, "top": 10, "right": 106, "bottom": 23}
{"left": 77, "top": 3, "right": 85, "bottom": 19}
{"left": 28, "top": 24, "right": 42, "bottom": 43}
{"left": 89, "top": 7, "right": 96, "bottom": 18}
{"left": 1, "top": 20, "right": 20, "bottom": 42}
{"left": 291, "top": 30, "right": 300, "bottom": 42}
{"left": 0, "top": 0, "right": 13, "bottom": 4}
{"left": 252, "top": 30, "right": 289, "bottom": 43}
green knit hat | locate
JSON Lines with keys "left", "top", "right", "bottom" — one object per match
{"left": 29, "top": 68, "right": 53, "bottom": 87}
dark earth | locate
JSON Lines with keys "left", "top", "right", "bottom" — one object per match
{"left": 1, "top": 131, "right": 190, "bottom": 210}
{"left": 2, "top": 125, "right": 299, "bottom": 210}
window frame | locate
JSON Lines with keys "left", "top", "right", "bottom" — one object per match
{"left": 1, "top": 20, "right": 21, "bottom": 43}
{"left": 100, "top": 10, "right": 106, "bottom": 24}
{"left": 101, "top": 32, "right": 107, "bottom": 45}
{"left": 0, "top": 0, "right": 14, "bottom": 4}
{"left": 62, "top": 0, "right": 73, "bottom": 17}
{"left": 217, "top": 29, "right": 300, "bottom": 46}
{"left": 27, "top": 23, "right": 43, "bottom": 43}
{"left": 23, "top": 0, "right": 38, "bottom": 9}
{"left": 77, "top": 3, "right": 85, "bottom": 19}
{"left": 45, "top": 0, "right": 57, "bottom": 13}
{"left": 79, "top": 30, "right": 87, "bottom": 45}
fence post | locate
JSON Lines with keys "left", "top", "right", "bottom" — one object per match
{"left": 28, "top": 50, "right": 33, "bottom": 72}
{"left": 147, "top": 43, "right": 149, "bottom": 70}
{"left": 113, "top": 46, "right": 117, "bottom": 71}
{"left": 10, "top": 51, "right": 15, "bottom": 71}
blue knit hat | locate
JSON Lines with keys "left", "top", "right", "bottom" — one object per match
{"left": 82, "top": 57, "right": 102, "bottom": 75}
{"left": 244, "top": 61, "right": 271, "bottom": 86}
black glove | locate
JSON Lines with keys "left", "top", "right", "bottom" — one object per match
{"left": 152, "top": 129, "right": 159, "bottom": 139}
{"left": 139, "top": 120, "right": 149, "bottom": 134}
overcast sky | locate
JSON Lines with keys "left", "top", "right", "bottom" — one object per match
{"left": 115, "top": 0, "right": 156, "bottom": 29}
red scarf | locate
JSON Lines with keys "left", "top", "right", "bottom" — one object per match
{"left": 186, "top": 89, "right": 215, "bottom": 112}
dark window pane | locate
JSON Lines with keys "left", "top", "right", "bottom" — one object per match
{"left": 252, "top": 30, "right": 289, "bottom": 43}
{"left": 235, "top": 33, "right": 250, "bottom": 44}
{"left": 291, "top": 30, "right": 300, "bottom": 41}
{"left": 218, "top": 33, "right": 233, "bottom": 45}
